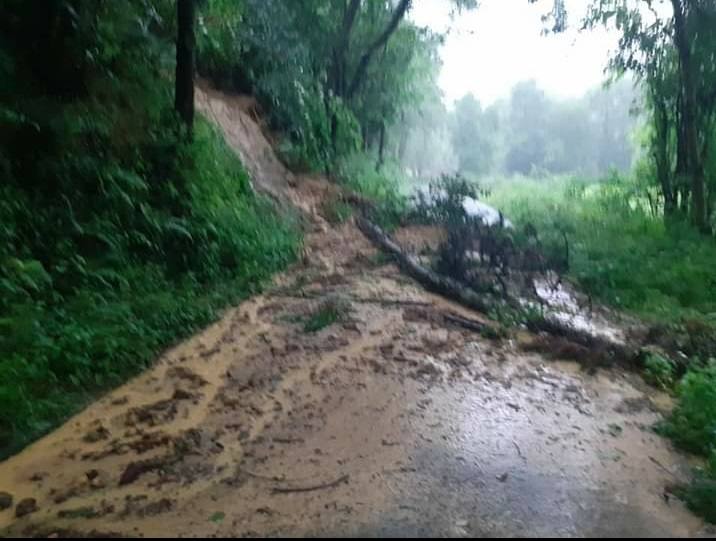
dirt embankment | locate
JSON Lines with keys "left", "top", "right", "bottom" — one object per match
{"left": 0, "top": 86, "right": 710, "bottom": 538}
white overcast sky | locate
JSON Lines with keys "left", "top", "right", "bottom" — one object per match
{"left": 409, "top": 0, "right": 622, "bottom": 106}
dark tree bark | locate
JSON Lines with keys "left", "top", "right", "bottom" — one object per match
{"left": 331, "top": 0, "right": 362, "bottom": 98}
{"left": 671, "top": 0, "right": 708, "bottom": 232}
{"left": 175, "top": 0, "right": 196, "bottom": 133}
{"left": 376, "top": 121, "right": 386, "bottom": 172}
{"left": 328, "top": 0, "right": 361, "bottom": 157}
{"left": 651, "top": 89, "right": 676, "bottom": 216}
{"left": 357, "top": 216, "right": 639, "bottom": 369}
{"left": 346, "top": 0, "right": 411, "bottom": 99}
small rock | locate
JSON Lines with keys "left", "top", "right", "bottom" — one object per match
{"left": 256, "top": 507, "right": 274, "bottom": 516}
{"left": 342, "top": 321, "right": 361, "bottom": 332}
{"left": 422, "top": 330, "right": 449, "bottom": 349}
{"left": 381, "top": 439, "right": 399, "bottom": 447}
{"left": 607, "top": 424, "right": 623, "bottom": 438}
{"left": 86, "top": 469, "right": 108, "bottom": 490}
{"left": 172, "top": 388, "right": 193, "bottom": 401}
{"left": 0, "top": 492, "right": 13, "bottom": 511}
{"left": 83, "top": 425, "right": 110, "bottom": 443}
{"left": 496, "top": 473, "right": 509, "bottom": 483}
{"left": 15, "top": 498, "right": 39, "bottom": 518}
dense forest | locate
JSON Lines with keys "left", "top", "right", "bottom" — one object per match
{"left": 1, "top": 0, "right": 715, "bottom": 532}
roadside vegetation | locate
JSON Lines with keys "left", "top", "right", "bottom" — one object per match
{"left": 0, "top": 1, "right": 299, "bottom": 458}
{"left": 488, "top": 175, "right": 716, "bottom": 521}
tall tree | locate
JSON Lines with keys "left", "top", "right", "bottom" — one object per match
{"left": 585, "top": 0, "right": 716, "bottom": 230}
{"left": 670, "top": 0, "right": 707, "bottom": 231}
{"left": 175, "top": 0, "right": 196, "bottom": 132}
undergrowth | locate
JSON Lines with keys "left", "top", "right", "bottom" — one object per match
{"left": 334, "top": 153, "right": 408, "bottom": 230}
{"left": 0, "top": 120, "right": 299, "bottom": 459}
{"left": 303, "top": 296, "right": 351, "bottom": 333}
{"left": 488, "top": 175, "right": 716, "bottom": 360}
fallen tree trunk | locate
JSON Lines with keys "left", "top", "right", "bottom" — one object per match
{"left": 356, "top": 216, "right": 641, "bottom": 369}
{"left": 356, "top": 216, "right": 501, "bottom": 316}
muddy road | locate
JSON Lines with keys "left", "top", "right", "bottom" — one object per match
{"left": 0, "top": 87, "right": 710, "bottom": 538}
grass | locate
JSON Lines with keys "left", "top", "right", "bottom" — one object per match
{"left": 486, "top": 174, "right": 716, "bottom": 522}
{"left": 321, "top": 198, "right": 354, "bottom": 225}
{"left": 303, "top": 296, "right": 350, "bottom": 333}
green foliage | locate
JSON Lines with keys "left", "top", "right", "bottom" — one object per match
{"left": 584, "top": 0, "right": 716, "bottom": 231}
{"left": 661, "top": 363, "right": 716, "bottom": 457}
{"left": 489, "top": 176, "right": 716, "bottom": 334}
{"left": 321, "top": 199, "right": 354, "bottom": 226}
{"left": 644, "top": 354, "right": 676, "bottom": 389}
{"left": 335, "top": 153, "right": 408, "bottom": 230}
{"left": 304, "top": 296, "right": 350, "bottom": 333}
{"left": 661, "top": 362, "right": 716, "bottom": 522}
{"left": 0, "top": 0, "right": 299, "bottom": 458}
{"left": 196, "top": 0, "right": 451, "bottom": 173}
{"left": 451, "top": 94, "right": 497, "bottom": 176}
{"left": 682, "top": 471, "right": 716, "bottom": 524}
{"left": 0, "top": 120, "right": 298, "bottom": 459}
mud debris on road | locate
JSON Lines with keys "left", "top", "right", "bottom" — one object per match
{"left": 0, "top": 86, "right": 710, "bottom": 538}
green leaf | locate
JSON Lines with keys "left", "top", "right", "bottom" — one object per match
{"left": 209, "top": 511, "right": 225, "bottom": 524}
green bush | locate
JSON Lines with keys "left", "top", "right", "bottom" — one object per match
{"left": 335, "top": 153, "right": 408, "bottom": 230}
{"left": 660, "top": 363, "right": 716, "bottom": 522}
{"left": 682, "top": 465, "right": 716, "bottom": 524}
{"left": 644, "top": 354, "right": 676, "bottom": 389}
{"left": 661, "top": 363, "right": 716, "bottom": 456}
{"left": 303, "top": 296, "right": 350, "bottom": 333}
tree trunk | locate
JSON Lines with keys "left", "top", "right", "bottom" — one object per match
{"left": 347, "top": 0, "right": 411, "bottom": 99}
{"left": 175, "top": 0, "right": 196, "bottom": 133}
{"left": 356, "top": 216, "right": 638, "bottom": 367}
{"left": 652, "top": 92, "right": 676, "bottom": 216}
{"left": 671, "top": 0, "right": 708, "bottom": 231}
{"left": 331, "top": 0, "right": 361, "bottom": 98}
{"left": 376, "top": 122, "right": 386, "bottom": 172}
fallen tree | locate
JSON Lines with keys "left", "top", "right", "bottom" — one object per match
{"left": 356, "top": 216, "right": 503, "bottom": 317}
{"left": 356, "top": 215, "right": 642, "bottom": 369}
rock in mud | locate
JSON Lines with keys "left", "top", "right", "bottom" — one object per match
{"left": 172, "top": 388, "right": 194, "bottom": 401}
{"left": 83, "top": 424, "right": 110, "bottom": 443}
{"left": 15, "top": 498, "right": 39, "bottom": 518}
{"left": 143, "top": 498, "right": 174, "bottom": 517}
{"left": 0, "top": 491, "right": 13, "bottom": 511}
{"left": 119, "top": 457, "right": 168, "bottom": 486}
